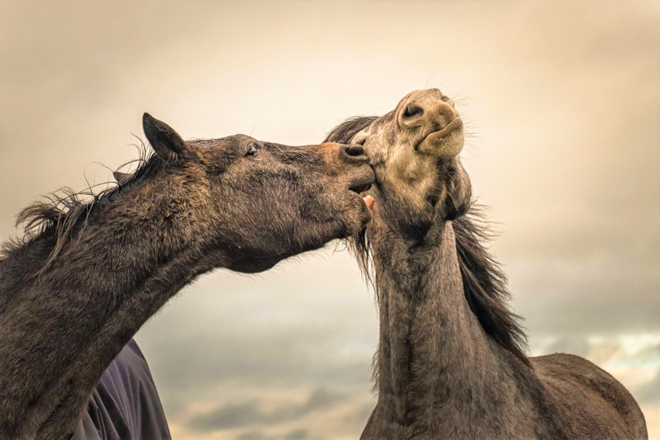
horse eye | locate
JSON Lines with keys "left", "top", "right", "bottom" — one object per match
{"left": 246, "top": 144, "right": 259, "bottom": 157}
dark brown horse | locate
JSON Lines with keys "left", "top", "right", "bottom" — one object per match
{"left": 0, "top": 114, "right": 375, "bottom": 440}
{"left": 326, "top": 89, "right": 647, "bottom": 439}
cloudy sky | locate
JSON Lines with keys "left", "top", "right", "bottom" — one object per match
{"left": 1, "top": 1, "right": 658, "bottom": 439}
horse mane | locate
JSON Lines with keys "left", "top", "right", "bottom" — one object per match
{"left": 452, "top": 207, "right": 529, "bottom": 363}
{"left": 326, "top": 117, "right": 529, "bottom": 364}
{"left": 0, "top": 142, "right": 158, "bottom": 270}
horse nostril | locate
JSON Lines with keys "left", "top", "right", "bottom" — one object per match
{"left": 402, "top": 104, "right": 424, "bottom": 120}
{"left": 344, "top": 144, "right": 366, "bottom": 158}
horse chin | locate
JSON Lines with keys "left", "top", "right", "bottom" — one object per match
{"left": 227, "top": 256, "right": 279, "bottom": 274}
{"left": 348, "top": 193, "right": 375, "bottom": 233}
{"left": 417, "top": 119, "right": 465, "bottom": 158}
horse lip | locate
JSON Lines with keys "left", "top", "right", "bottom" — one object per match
{"left": 348, "top": 167, "right": 376, "bottom": 194}
{"left": 420, "top": 117, "right": 463, "bottom": 144}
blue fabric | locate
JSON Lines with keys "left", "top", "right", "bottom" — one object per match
{"left": 69, "top": 340, "right": 171, "bottom": 440}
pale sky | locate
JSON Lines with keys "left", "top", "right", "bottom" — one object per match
{"left": 1, "top": 1, "right": 658, "bottom": 439}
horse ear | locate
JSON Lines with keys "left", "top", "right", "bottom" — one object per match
{"left": 142, "top": 113, "right": 189, "bottom": 160}
{"left": 112, "top": 171, "right": 132, "bottom": 185}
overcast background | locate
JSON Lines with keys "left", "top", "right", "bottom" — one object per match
{"left": 1, "top": 1, "right": 658, "bottom": 439}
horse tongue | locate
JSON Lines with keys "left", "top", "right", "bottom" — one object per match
{"left": 363, "top": 195, "right": 375, "bottom": 210}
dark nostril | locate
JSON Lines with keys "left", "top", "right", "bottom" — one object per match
{"left": 402, "top": 104, "right": 424, "bottom": 119}
{"left": 344, "top": 144, "right": 366, "bottom": 158}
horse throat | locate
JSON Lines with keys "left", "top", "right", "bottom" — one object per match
{"left": 369, "top": 220, "right": 504, "bottom": 429}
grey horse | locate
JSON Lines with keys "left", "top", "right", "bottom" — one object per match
{"left": 326, "top": 89, "right": 647, "bottom": 440}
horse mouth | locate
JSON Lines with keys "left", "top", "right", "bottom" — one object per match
{"left": 349, "top": 182, "right": 372, "bottom": 194}
{"left": 421, "top": 117, "right": 463, "bottom": 144}
{"left": 349, "top": 181, "right": 374, "bottom": 210}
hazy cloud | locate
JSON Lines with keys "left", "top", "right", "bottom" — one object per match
{"left": 543, "top": 337, "right": 591, "bottom": 359}
{"left": 236, "top": 429, "right": 314, "bottom": 440}
{"left": 342, "top": 402, "right": 375, "bottom": 428}
{"left": 638, "top": 373, "right": 660, "bottom": 404}
{"left": 237, "top": 432, "right": 270, "bottom": 440}
{"left": 509, "top": 255, "right": 660, "bottom": 338}
{"left": 189, "top": 388, "right": 344, "bottom": 432}
{"left": 282, "top": 430, "right": 312, "bottom": 440}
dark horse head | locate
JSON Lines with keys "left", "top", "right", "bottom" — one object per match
{"left": 8, "top": 113, "right": 376, "bottom": 275}
{"left": 0, "top": 114, "right": 377, "bottom": 440}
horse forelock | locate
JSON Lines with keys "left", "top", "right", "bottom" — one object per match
{"left": 324, "top": 116, "right": 379, "bottom": 146}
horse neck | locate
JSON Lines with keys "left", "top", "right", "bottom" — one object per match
{"left": 0, "top": 188, "right": 215, "bottom": 438}
{"left": 369, "top": 219, "right": 509, "bottom": 425}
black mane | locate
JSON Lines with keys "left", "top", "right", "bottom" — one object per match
{"left": 326, "top": 117, "right": 529, "bottom": 363}
{"left": 0, "top": 144, "right": 158, "bottom": 269}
